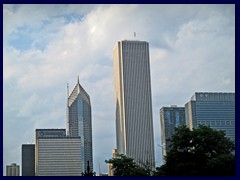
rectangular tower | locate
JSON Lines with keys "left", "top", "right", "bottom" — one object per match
{"left": 22, "top": 144, "right": 35, "bottom": 176}
{"left": 6, "top": 163, "right": 19, "bottom": 176}
{"left": 185, "top": 92, "right": 235, "bottom": 141}
{"left": 67, "top": 79, "right": 93, "bottom": 172}
{"left": 160, "top": 106, "right": 185, "bottom": 162}
{"left": 35, "top": 129, "right": 82, "bottom": 176}
{"left": 113, "top": 40, "right": 155, "bottom": 169}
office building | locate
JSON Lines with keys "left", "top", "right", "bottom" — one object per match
{"left": 67, "top": 78, "right": 93, "bottom": 172}
{"left": 113, "top": 40, "right": 155, "bottom": 169}
{"left": 6, "top": 163, "right": 19, "bottom": 176}
{"left": 108, "top": 149, "right": 117, "bottom": 176}
{"left": 160, "top": 105, "right": 185, "bottom": 162}
{"left": 185, "top": 92, "right": 235, "bottom": 141}
{"left": 22, "top": 144, "right": 35, "bottom": 176}
{"left": 35, "top": 129, "right": 82, "bottom": 176}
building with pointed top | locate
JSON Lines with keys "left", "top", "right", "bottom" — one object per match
{"left": 67, "top": 78, "right": 93, "bottom": 172}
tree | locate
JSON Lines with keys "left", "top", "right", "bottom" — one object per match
{"left": 81, "top": 161, "right": 96, "bottom": 176}
{"left": 105, "top": 154, "right": 151, "bottom": 176}
{"left": 158, "top": 125, "right": 235, "bottom": 176}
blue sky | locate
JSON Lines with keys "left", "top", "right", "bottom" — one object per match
{"left": 3, "top": 4, "right": 235, "bottom": 175}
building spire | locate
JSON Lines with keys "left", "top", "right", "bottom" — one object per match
{"left": 77, "top": 75, "right": 80, "bottom": 84}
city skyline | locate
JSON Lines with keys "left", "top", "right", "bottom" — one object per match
{"left": 3, "top": 4, "right": 235, "bottom": 175}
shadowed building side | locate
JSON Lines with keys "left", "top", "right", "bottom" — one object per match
{"left": 22, "top": 144, "right": 35, "bottom": 176}
{"left": 160, "top": 106, "right": 185, "bottom": 163}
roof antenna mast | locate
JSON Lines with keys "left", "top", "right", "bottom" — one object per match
{"left": 67, "top": 83, "right": 69, "bottom": 97}
{"left": 134, "top": 32, "right": 136, "bottom": 38}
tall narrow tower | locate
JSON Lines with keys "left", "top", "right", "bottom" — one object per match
{"left": 67, "top": 78, "right": 93, "bottom": 172}
{"left": 113, "top": 40, "right": 155, "bottom": 169}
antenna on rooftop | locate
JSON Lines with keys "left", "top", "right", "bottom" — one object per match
{"left": 67, "top": 83, "right": 69, "bottom": 97}
{"left": 134, "top": 32, "right": 136, "bottom": 38}
{"left": 99, "top": 163, "right": 101, "bottom": 176}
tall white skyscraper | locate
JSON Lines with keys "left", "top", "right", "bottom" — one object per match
{"left": 67, "top": 78, "right": 93, "bottom": 172}
{"left": 113, "top": 40, "right": 155, "bottom": 169}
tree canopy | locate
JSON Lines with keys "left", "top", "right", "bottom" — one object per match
{"left": 105, "top": 154, "right": 151, "bottom": 176}
{"left": 157, "top": 125, "right": 235, "bottom": 176}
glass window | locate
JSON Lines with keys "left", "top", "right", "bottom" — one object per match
{"left": 175, "top": 112, "right": 179, "bottom": 127}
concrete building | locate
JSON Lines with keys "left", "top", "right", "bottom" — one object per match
{"left": 22, "top": 144, "right": 35, "bottom": 176}
{"left": 35, "top": 129, "right": 82, "bottom": 176}
{"left": 67, "top": 78, "right": 93, "bottom": 172}
{"left": 160, "top": 106, "right": 186, "bottom": 162}
{"left": 113, "top": 40, "right": 155, "bottom": 169}
{"left": 185, "top": 92, "right": 235, "bottom": 141}
{"left": 6, "top": 163, "right": 19, "bottom": 176}
{"left": 108, "top": 149, "right": 117, "bottom": 176}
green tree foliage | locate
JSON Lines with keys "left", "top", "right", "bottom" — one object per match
{"left": 105, "top": 154, "right": 151, "bottom": 176}
{"left": 157, "top": 125, "right": 235, "bottom": 176}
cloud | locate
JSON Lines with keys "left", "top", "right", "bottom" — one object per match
{"left": 3, "top": 4, "right": 235, "bottom": 175}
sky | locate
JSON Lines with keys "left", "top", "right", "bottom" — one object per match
{"left": 3, "top": 4, "right": 235, "bottom": 175}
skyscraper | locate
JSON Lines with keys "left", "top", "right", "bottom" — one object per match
{"left": 160, "top": 105, "right": 185, "bottom": 162}
{"left": 6, "top": 163, "right": 19, "bottom": 176}
{"left": 67, "top": 78, "right": 93, "bottom": 172}
{"left": 35, "top": 129, "right": 82, "bottom": 176}
{"left": 113, "top": 40, "right": 155, "bottom": 168}
{"left": 22, "top": 144, "right": 35, "bottom": 176}
{"left": 185, "top": 92, "right": 235, "bottom": 141}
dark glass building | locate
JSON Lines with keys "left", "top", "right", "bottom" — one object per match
{"left": 185, "top": 92, "right": 235, "bottom": 141}
{"left": 22, "top": 144, "right": 35, "bottom": 176}
{"left": 160, "top": 106, "right": 186, "bottom": 162}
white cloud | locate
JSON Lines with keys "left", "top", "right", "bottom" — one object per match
{"left": 3, "top": 4, "right": 235, "bottom": 175}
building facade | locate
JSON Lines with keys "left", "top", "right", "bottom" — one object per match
{"left": 113, "top": 40, "right": 155, "bottom": 168}
{"left": 185, "top": 92, "right": 235, "bottom": 141}
{"left": 22, "top": 144, "right": 35, "bottom": 176}
{"left": 67, "top": 78, "right": 93, "bottom": 172}
{"left": 6, "top": 163, "right": 19, "bottom": 176}
{"left": 108, "top": 149, "right": 117, "bottom": 176}
{"left": 160, "top": 106, "right": 186, "bottom": 162}
{"left": 35, "top": 129, "right": 82, "bottom": 176}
